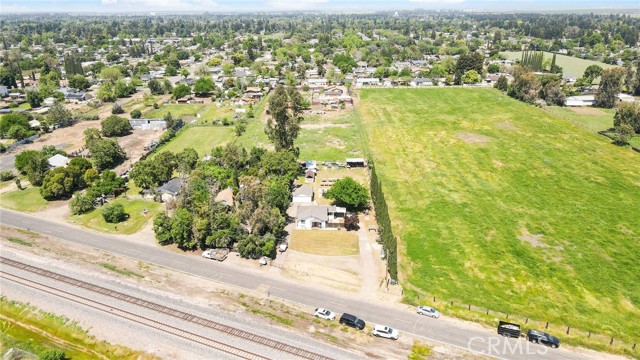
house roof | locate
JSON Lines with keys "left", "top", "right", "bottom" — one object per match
{"left": 214, "top": 187, "right": 234, "bottom": 206}
{"left": 47, "top": 154, "right": 70, "bottom": 168}
{"left": 346, "top": 157, "right": 366, "bottom": 163}
{"left": 297, "top": 205, "right": 329, "bottom": 221}
{"left": 305, "top": 170, "right": 316, "bottom": 177}
{"left": 157, "top": 178, "right": 185, "bottom": 196}
{"left": 293, "top": 184, "right": 313, "bottom": 198}
{"left": 297, "top": 205, "right": 346, "bottom": 221}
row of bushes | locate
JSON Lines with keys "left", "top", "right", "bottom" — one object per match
{"left": 369, "top": 159, "right": 398, "bottom": 281}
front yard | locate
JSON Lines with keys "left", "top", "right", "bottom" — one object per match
{"left": 69, "top": 198, "right": 162, "bottom": 235}
{"left": 289, "top": 229, "right": 359, "bottom": 256}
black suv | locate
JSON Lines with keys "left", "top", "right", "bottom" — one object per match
{"left": 527, "top": 329, "right": 560, "bottom": 348}
{"left": 339, "top": 313, "right": 365, "bottom": 330}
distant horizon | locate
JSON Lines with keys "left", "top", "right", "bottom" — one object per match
{"left": 3, "top": 0, "right": 639, "bottom": 14}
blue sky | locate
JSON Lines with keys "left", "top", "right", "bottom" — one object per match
{"left": 3, "top": 0, "right": 639, "bottom": 13}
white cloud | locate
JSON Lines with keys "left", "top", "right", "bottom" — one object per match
{"left": 266, "top": 0, "right": 330, "bottom": 10}
{"left": 409, "top": 0, "right": 465, "bottom": 3}
{"left": 100, "top": 0, "right": 221, "bottom": 11}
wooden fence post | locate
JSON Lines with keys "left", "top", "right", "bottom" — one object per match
{"left": 610, "top": 337, "right": 614, "bottom": 346}
{"left": 632, "top": 343, "right": 636, "bottom": 350}
{"left": 433, "top": 296, "right": 436, "bottom": 302}
{"left": 450, "top": 300, "right": 453, "bottom": 306}
{"left": 588, "top": 332, "right": 591, "bottom": 338}
{"left": 486, "top": 309, "right": 489, "bottom": 315}
{"left": 566, "top": 326, "right": 570, "bottom": 335}
{"left": 525, "top": 318, "right": 528, "bottom": 324}
{"left": 506, "top": 313, "right": 509, "bottom": 319}
{"left": 468, "top": 304, "right": 471, "bottom": 310}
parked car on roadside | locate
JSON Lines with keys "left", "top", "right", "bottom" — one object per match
{"left": 339, "top": 313, "right": 365, "bottom": 330}
{"left": 497, "top": 321, "right": 521, "bottom": 338}
{"left": 279, "top": 242, "right": 288, "bottom": 252}
{"left": 372, "top": 324, "right": 399, "bottom": 340}
{"left": 527, "top": 329, "right": 560, "bottom": 348}
{"left": 259, "top": 256, "right": 269, "bottom": 266}
{"left": 201, "top": 248, "right": 229, "bottom": 261}
{"left": 416, "top": 305, "right": 440, "bottom": 318}
{"left": 314, "top": 308, "right": 335, "bottom": 321}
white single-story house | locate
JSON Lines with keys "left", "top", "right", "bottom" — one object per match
{"left": 306, "top": 78, "right": 328, "bottom": 88}
{"left": 47, "top": 154, "right": 70, "bottom": 168}
{"left": 292, "top": 184, "right": 313, "bottom": 203}
{"left": 565, "top": 95, "right": 596, "bottom": 107}
{"left": 411, "top": 78, "right": 434, "bottom": 87}
{"left": 156, "top": 178, "right": 185, "bottom": 203}
{"left": 356, "top": 78, "right": 381, "bottom": 87}
{"left": 296, "top": 205, "right": 346, "bottom": 229}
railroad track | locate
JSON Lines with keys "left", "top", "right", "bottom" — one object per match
{"left": 0, "top": 257, "right": 334, "bottom": 360}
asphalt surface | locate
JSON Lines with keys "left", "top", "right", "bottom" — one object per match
{"left": 0, "top": 208, "right": 593, "bottom": 360}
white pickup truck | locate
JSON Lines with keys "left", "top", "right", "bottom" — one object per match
{"left": 202, "top": 248, "right": 229, "bottom": 262}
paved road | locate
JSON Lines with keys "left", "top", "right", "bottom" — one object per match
{"left": 0, "top": 208, "right": 592, "bottom": 360}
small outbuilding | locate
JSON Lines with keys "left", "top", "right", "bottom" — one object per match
{"left": 292, "top": 184, "right": 314, "bottom": 203}
{"left": 47, "top": 154, "right": 70, "bottom": 168}
{"left": 346, "top": 158, "right": 366, "bottom": 167}
{"left": 214, "top": 187, "right": 234, "bottom": 207}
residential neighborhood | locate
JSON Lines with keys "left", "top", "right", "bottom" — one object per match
{"left": 0, "top": 5, "right": 639, "bottom": 360}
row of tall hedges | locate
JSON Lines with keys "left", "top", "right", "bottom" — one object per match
{"left": 369, "top": 159, "right": 398, "bottom": 280}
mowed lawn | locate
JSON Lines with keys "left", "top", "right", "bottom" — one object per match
{"left": 70, "top": 198, "right": 161, "bottom": 235}
{"left": 359, "top": 88, "right": 640, "bottom": 342}
{"left": 290, "top": 230, "right": 359, "bottom": 256}
{"left": 151, "top": 126, "right": 235, "bottom": 157}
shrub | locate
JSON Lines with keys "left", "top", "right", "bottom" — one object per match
{"left": 39, "top": 349, "right": 68, "bottom": 360}
{"left": 0, "top": 170, "right": 15, "bottom": 181}
{"left": 130, "top": 109, "right": 142, "bottom": 119}
{"left": 344, "top": 214, "right": 360, "bottom": 231}
{"left": 101, "top": 203, "right": 127, "bottom": 223}
{"left": 70, "top": 194, "right": 95, "bottom": 215}
{"left": 111, "top": 103, "right": 125, "bottom": 114}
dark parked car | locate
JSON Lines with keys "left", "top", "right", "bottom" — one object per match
{"left": 339, "top": 313, "right": 365, "bottom": 330}
{"left": 527, "top": 329, "right": 560, "bottom": 348}
{"left": 497, "top": 321, "right": 521, "bottom": 338}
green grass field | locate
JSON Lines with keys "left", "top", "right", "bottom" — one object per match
{"left": 144, "top": 103, "right": 206, "bottom": 119}
{"left": 359, "top": 88, "right": 640, "bottom": 346}
{"left": 290, "top": 230, "right": 359, "bottom": 256}
{"left": 151, "top": 126, "right": 235, "bottom": 157}
{"left": 543, "top": 106, "right": 615, "bottom": 132}
{"left": 502, "top": 51, "right": 619, "bottom": 80}
{"left": 296, "top": 113, "right": 365, "bottom": 161}
{"left": 70, "top": 198, "right": 161, "bottom": 235}
{"left": 0, "top": 187, "right": 49, "bottom": 212}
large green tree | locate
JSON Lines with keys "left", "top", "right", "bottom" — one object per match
{"left": 101, "top": 115, "right": 132, "bottom": 137}
{"left": 596, "top": 68, "right": 626, "bottom": 108}
{"left": 88, "top": 139, "right": 126, "bottom": 170}
{"left": 325, "top": 177, "right": 370, "bottom": 212}
{"left": 265, "top": 85, "right": 303, "bottom": 152}
{"left": 614, "top": 101, "right": 640, "bottom": 134}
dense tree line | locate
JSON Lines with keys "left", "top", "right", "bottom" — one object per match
{"left": 369, "top": 160, "right": 398, "bottom": 281}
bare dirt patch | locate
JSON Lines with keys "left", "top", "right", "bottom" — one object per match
{"left": 22, "top": 120, "right": 102, "bottom": 153}
{"left": 282, "top": 250, "right": 362, "bottom": 292}
{"left": 494, "top": 120, "right": 518, "bottom": 131}
{"left": 456, "top": 132, "right": 492, "bottom": 144}
{"left": 112, "top": 129, "right": 164, "bottom": 174}
{"left": 301, "top": 123, "right": 351, "bottom": 129}
{"left": 570, "top": 107, "right": 605, "bottom": 116}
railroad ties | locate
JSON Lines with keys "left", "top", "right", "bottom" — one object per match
{"left": 0, "top": 257, "right": 333, "bottom": 360}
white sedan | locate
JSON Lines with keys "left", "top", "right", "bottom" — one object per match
{"left": 314, "top": 308, "right": 335, "bottom": 321}
{"left": 417, "top": 305, "right": 441, "bottom": 318}
{"left": 372, "top": 324, "right": 399, "bottom": 340}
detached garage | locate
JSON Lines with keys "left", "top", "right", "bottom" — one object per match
{"left": 292, "top": 184, "right": 314, "bottom": 203}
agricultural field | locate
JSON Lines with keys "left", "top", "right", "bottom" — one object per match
{"left": 359, "top": 88, "right": 640, "bottom": 344}
{"left": 502, "top": 51, "right": 619, "bottom": 80}
{"left": 150, "top": 126, "right": 235, "bottom": 157}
